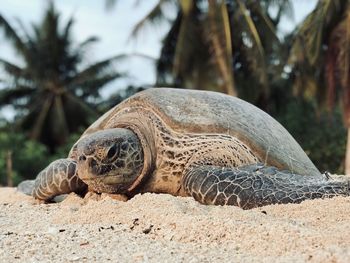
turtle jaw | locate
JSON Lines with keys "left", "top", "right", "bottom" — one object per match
{"left": 78, "top": 158, "right": 137, "bottom": 194}
{"left": 79, "top": 177, "right": 129, "bottom": 194}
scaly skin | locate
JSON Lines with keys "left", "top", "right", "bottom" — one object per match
{"left": 182, "top": 164, "right": 350, "bottom": 209}
{"left": 32, "top": 159, "right": 86, "bottom": 200}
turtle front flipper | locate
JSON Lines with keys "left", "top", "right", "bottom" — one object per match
{"left": 19, "top": 158, "right": 87, "bottom": 201}
{"left": 182, "top": 164, "right": 350, "bottom": 209}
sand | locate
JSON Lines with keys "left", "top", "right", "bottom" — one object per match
{"left": 0, "top": 187, "right": 350, "bottom": 262}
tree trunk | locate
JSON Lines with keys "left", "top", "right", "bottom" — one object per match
{"left": 6, "top": 150, "right": 13, "bottom": 187}
{"left": 207, "top": 0, "right": 237, "bottom": 96}
{"left": 345, "top": 127, "right": 350, "bottom": 174}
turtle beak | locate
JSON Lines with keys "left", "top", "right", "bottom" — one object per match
{"left": 77, "top": 155, "right": 94, "bottom": 180}
{"left": 77, "top": 154, "right": 128, "bottom": 182}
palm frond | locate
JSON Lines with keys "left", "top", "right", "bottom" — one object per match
{"left": 52, "top": 95, "right": 69, "bottom": 141}
{"left": 325, "top": 42, "right": 336, "bottom": 110}
{"left": 288, "top": 0, "right": 350, "bottom": 119}
{"left": 30, "top": 96, "right": 53, "bottom": 140}
{"left": 78, "top": 36, "right": 99, "bottom": 49}
{"left": 291, "top": 0, "right": 345, "bottom": 66}
{"left": 0, "top": 86, "right": 34, "bottom": 105}
{"left": 334, "top": 13, "right": 350, "bottom": 89}
{"left": 76, "top": 72, "right": 123, "bottom": 98}
{"left": 236, "top": 0, "right": 267, "bottom": 87}
{"left": 0, "top": 58, "right": 26, "bottom": 79}
{"left": 0, "top": 14, "right": 27, "bottom": 56}
{"left": 14, "top": 17, "right": 34, "bottom": 42}
{"left": 249, "top": 2, "right": 279, "bottom": 41}
{"left": 63, "top": 16, "right": 74, "bottom": 41}
{"left": 69, "top": 55, "right": 123, "bottom": 87}
{"left": 172, "top": 13, "right": 190, "bottom": 79}
{"left": 237, "top": 0, "right": 265, "bottom": 62}
{"left": 64, "top": 92, "right": 97, "bottom": 117}
{"left": 172, "top": 1, "right": 200, "bottom": 80}
{"left": 156, "top": 11, "right": 182, "bottom": 85}
{"left": 328, "top": 9, "right": 350, "bottom": 124}
{"left": 130, "top": 0, "right": 169, "bottom": 38}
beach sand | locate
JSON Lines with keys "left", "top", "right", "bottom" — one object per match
{"left": 0, "top": 187, "right": 350, "bottom": 262}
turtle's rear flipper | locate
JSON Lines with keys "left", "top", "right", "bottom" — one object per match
{"left": 182, "top": 164, "right": 350, "bottom": 209}
{"left": 22, "top": 158, "right": 87, "bottom": 201}
{"left": 17, "top": 180, "right": 35, "bottom": 195}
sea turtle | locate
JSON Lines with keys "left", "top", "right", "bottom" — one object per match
{"left": 18, "top": 88, "right": 350, "bottom": 209}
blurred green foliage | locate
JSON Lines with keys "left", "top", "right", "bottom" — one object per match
{"left": 276, "top": 99, "right": 346, "bottom": 174}
{"left": 0, "top": 132, "right": 48, "bottom": 185}
{"left": 0, "top": 130, "right": 82, "bottom": 185}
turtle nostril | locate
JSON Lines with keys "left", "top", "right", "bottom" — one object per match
{"left": 79, "top": 155, "right": 87, "bottom": 161}
{"left": 89, "top": 159, "right": 98, "bottom": 169}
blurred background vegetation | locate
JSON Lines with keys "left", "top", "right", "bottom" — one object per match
{"left": 0, "top": 0, "right": 349, "bottom": 186}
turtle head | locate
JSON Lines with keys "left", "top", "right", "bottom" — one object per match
{"left": 76, "top": 128, "right": 144, "bottom": 194}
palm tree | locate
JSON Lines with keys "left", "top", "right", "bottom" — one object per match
{"left": 105, "top": 0, "right": 293, "bottom": 105}
{"left": 289, "top": 0, "right": 350, "bottom": 173}
{"left": 0, "top": 1, "right": 122, "bottom": 150}
{"left": 154, "top": 0, "right": 236, "bottom": 95}
{"left": 126, "top": 0, "right": 292, "bottom": 104}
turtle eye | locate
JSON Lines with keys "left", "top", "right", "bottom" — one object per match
{"left": 107, "top": 144, "right": 119, "bottom": 159}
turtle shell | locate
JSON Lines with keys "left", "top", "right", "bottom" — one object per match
{"left": 83, "top": 88, "right": 320, "bottom": 177}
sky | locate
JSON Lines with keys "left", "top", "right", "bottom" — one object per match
{"left": 0, "top": 0, "right": 170, "bottom": 93}
{"left": 0, "top": 0, "right": 317, "bottom": 119}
